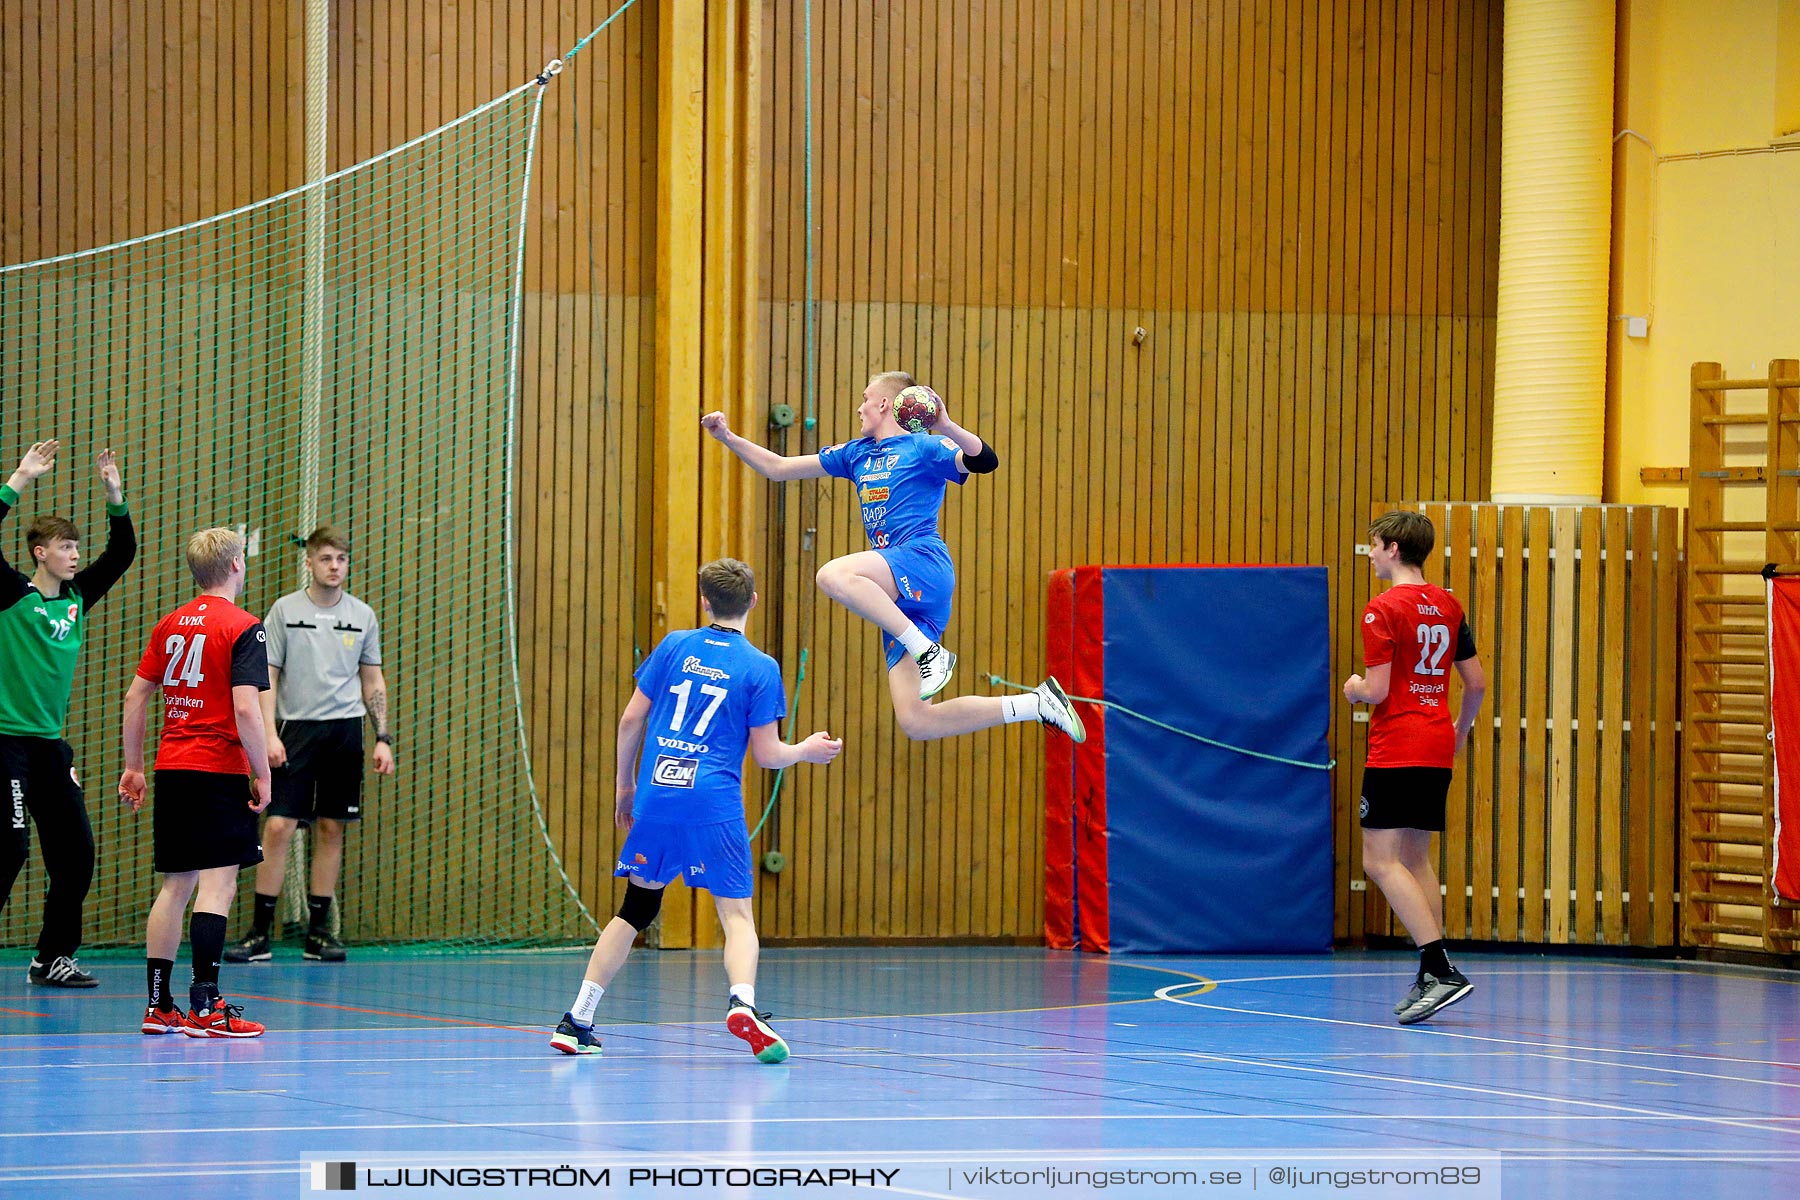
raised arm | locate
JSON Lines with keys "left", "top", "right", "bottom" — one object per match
{"left": 72, "top": 448, "right": 137, "bottom": 609}
{"left": 929, "top": 397, "right": 999, "bottom": 476}
{"left": 748, "top": 721, "right": 843, "bottom": 771}
{"left": 1, "top": 440, "right": 59, "bottom": 597}
{"left": 701, "top": 411, "right": 829, "bottom": 481}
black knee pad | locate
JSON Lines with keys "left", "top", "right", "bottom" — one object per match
{"left": 617, "top": 882, "right": 664, "bottom": 932}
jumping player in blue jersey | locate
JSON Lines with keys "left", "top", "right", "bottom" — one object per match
{"left": 549, "top": 559, "right": 841, "bottom": 1062}
{"left": 702, "top": 371, "right": 1085, "bottom": 744}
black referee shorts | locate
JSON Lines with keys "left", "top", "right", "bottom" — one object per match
{"left": 269, "top": 717, "right": 365, "bottom": 825}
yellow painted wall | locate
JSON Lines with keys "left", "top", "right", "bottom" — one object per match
{"left": 1609, "top": 0, "right": 1800, "bottom": 505}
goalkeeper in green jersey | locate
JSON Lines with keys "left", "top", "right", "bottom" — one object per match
{"left": 0, "top": 439, "right": 136, "bottom": 987}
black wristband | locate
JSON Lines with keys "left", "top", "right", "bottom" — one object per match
{"left": 375, "top": 733, "right": 394, "bottom": 746}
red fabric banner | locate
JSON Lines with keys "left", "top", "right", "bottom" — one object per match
{"left": 1769, "top": 578, "right": 1800, "bottom": 901}
{"left": 1044, "top": 569, "right": 1077, "bottom": 949}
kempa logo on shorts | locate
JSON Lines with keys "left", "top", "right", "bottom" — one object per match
{"left": 9, "top": 780, "right": 23, "bottom": 830}
{"left": 652, "top": 755, "right": 699, "bottom": 788}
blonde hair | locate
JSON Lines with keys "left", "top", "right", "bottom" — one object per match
{"left": 186, "top": 527, "right": 245, "bottom": 588}
{"left": 868, "top": 370, "right": 915, "bottom": 396}
{"left": 698, "top": 557, "right": 756, "bottom": 619}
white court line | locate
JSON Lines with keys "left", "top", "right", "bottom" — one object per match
{"left": 1191, "top": 967, "right": 1648, "bottom": 985}
{"left": 1154, "top": 984, "right": 1800, "bottom": 1068}
{"left": 0, "top": 1043, "right": 1548, "bottom": 1072}
{"left": 0, "top": 1048, "right": 1528, "bottom": 1072}
{"left": 1177, "top": 1050, "right": 1799, "bottom": 1140}
{"left": 1519, "top": 1049, "right": 1800, "bottom": 1091}
{"left": 7, "top": 1111, "right": 1800, "bottom": 1141}
{"left": 0, "top": 1168, "right": 300, "bottom": 1184}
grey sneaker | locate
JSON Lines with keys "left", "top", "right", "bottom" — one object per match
{"left": 1036, "top": 677, "right": 1087, "bottom": 744}
{"left": 1396, "top": 970, "right": 1473, "bottom": 1025}
{"left": 915, "top": 643, "right": 958, "bottom": 700}
{"left": 1394, "top": 975, "right": 1427, "bottom": 1015}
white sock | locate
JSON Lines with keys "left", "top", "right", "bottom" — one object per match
{"left": 896, "top": 623, "right": 933, "bottom": 659}
{"left": 571, "top": 980, "right": 603, "bottom": 1026}
{"left": 730, "top": 983, "right": 756, "bottom": 1009}
{"left": 1002, "top": 692, "right": 1041, "bottom": 724}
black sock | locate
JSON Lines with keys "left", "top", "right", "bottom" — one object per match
{"left": 147, "top": 958, "right": 176, "bottom": 1010}
{"left": 251, "top": 892, "right": 279, "bottom": 937}
{"left": 1419, "top": 940, "right": 1452, "bottom": 979}
{"left": 308, "top": 894, "right": 333, "bottom": 934}
{"left": 190, "top": 911, "right": 228, "bottom": 990}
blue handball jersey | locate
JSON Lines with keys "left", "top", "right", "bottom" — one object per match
{"left": 818, "top": 433, "right": 966, "bottom": 550}
{"left": 631, "top": 626, "right": 787, "bottom": 823}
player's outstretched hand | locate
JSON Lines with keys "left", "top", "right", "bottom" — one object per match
{"left": 1342, "top": 674, "right": 1365, "bottom": 704}
{"left": 96, "top": 448, "right": 122, "bottom": 500}
{"left": 700, "top": 411, "right": 732, "bottom": 442}
{"left": 614, "top": 785, "right": 635, "bottom": 831}
{"left": 118, "top": 769, "right": 147, "bottom": 813}
{"left": 797, "top": 731, "right": 843, "bottom": 765}
{"left": 15, "top": 439, "right": 59, "bottom": 481}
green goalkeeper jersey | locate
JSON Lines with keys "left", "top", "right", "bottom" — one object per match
{"left": 0, "top": 483, "right": 137, "bottom": 738}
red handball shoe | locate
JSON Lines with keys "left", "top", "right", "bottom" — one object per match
{"left": 140, "top": 1005, "right": 187, "bottom": 1036}
{"left": 182, "top": 999, "right": 266, "bottom": 1039}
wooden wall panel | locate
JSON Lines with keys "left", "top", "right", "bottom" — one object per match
{"left": 1357, "top": 503, "right": 1684, "bottom": 948}
{"left": 751, "top": 1, "right": 1503, "bottom": 940}
{"left": 1, "top": 0, "right": 302, "bottom": 257}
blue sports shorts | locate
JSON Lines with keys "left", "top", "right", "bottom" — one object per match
{"left": 614, "top": 817, "right": 754, "bottom": 899}
{"left": 876, "top": 538, "right": 956, "bottom": 670}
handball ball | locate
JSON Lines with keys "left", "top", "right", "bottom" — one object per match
{"left": 894, "top": 385, "right": 941, "bottom": 433}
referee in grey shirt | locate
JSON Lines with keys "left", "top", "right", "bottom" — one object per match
{"left": 226, "top": 527, "right": 393, "bottom": 963}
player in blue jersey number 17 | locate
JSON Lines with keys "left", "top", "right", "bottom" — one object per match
{"left": 702, "top": 371, "right": 1085, "bottom": 745}
{"left": 550, "top": 560, "right": 841, "bottom": 1062}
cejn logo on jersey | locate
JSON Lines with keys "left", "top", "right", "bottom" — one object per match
{"left": 652, "top": 755, "right": 699, "bottom": 788}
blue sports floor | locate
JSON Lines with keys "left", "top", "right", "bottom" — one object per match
{"left": 0, "top": 947, "right": 1796, "bottom": 1198}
